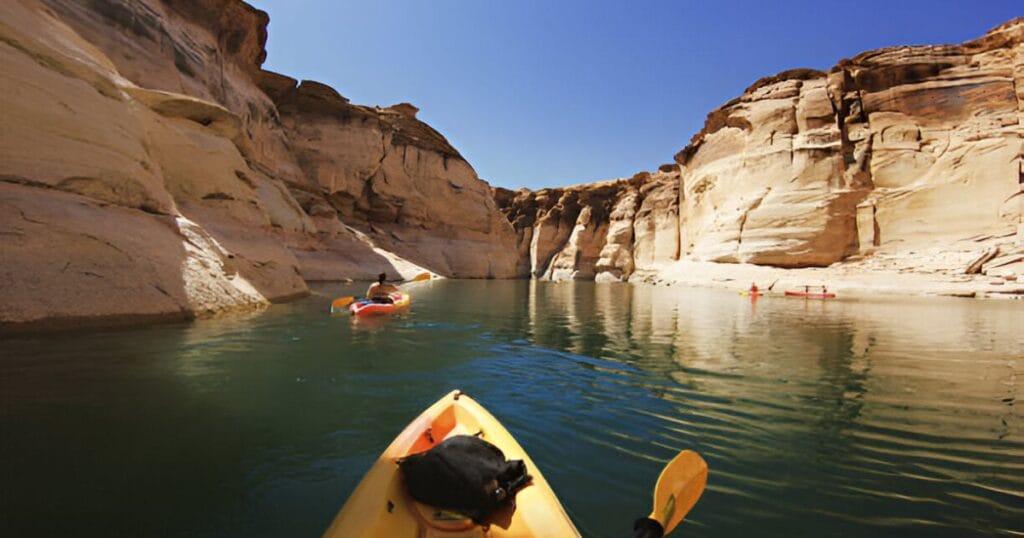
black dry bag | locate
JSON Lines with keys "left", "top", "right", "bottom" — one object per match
{"left": 398, "top": 434, "right": 531, "bottom": 523}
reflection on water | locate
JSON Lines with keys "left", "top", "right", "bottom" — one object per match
{"left": 2, "top": 281, "right": 1021, "bottom": 537}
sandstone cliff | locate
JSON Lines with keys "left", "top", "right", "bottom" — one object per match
{"left": 494, "top": 167, "right": 680, "bottom": 281}
{"left": 496, "top": 19, "right": 1024, "bottom": 289}
{"left": 0, "top": 0, "right": 517, "bottom": 330}
{"left": 676, "top": 19, "right": 1021, "bottom": 267}
{"left": 260, "top": 77, "right": 518, "bottom": 279}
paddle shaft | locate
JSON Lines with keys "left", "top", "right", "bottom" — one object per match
{"left": 633, "top": 517, "right": 665, "bottom": 538}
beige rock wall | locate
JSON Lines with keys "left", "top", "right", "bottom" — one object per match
{"left": 0, "top": 183, "right": 262, "bottom": 329}
{"left": 594, "top": 185, "right": 640, "bottom": 282}
{"left": 676, "top": 19, "right": 1022, "bottom": 267}
{"left": 0, "top": 0, "right": 305, "bottom": 329}
{"left": 36, "top": 0, "right": 517, "bottom": 281}
{"left": 1, "top": 0, "right": 519, "bottom": 329}
{"left": 263, "top": 80, "right": 519, "bottom": 278}
{"left": 496, "top": 19, "right": 1022, "bottom": 281}
{"left": 37, "top": 0, "right": 307, "bottom": 187}
{"left": 633, "top": 173, "right": 681, "bottom": 273}
{"left": 495, "top": 170, "right": 680, "bottom": 281}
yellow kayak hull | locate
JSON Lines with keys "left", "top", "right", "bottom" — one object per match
{"left": 323, "top": 390, "right": 580, "bottom": 537}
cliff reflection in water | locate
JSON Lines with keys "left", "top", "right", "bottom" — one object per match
{"left": 513, "top": 280, "right": 1022, "bottom": 535}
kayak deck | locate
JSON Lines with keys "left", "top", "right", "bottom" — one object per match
{"left": 323, "top": 390, "right": 580, "bottom": 537}
{"left": 350, "top": 292, "right": 410, "bottom": 316}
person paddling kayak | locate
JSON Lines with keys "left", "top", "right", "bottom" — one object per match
{"left": 367, "top": 273, "right": 400, "bottom": 304}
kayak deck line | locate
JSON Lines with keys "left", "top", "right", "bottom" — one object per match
{"left": 323, "top": 390, "right": 581, "bottom": 537}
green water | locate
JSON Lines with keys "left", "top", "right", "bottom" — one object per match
{"left": 2, "top": 280, "right": 1022, "bottom": 537}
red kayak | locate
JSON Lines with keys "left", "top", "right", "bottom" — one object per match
{"left": 784, "top": 291, "right": 836, "bottom": 299}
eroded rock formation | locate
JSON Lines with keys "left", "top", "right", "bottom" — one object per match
{"left": 0, "top": 0, "right": 517, "bottom": 330}
{"left": 497, "top": 19, "right": 1024, "bottom": 283}
{"left": 678, "top": 19, "right": 1022, "bottom": 267}
{"left": 494, "top": 168, "right": 680, "bottom": 281}
{"left": 262, "top": 78, "right": 518, "bottom": 278}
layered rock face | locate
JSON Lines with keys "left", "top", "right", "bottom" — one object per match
{"left": 678, "top": 19, "right": 1022, "bottom": 267}
{"left": 260, "top": 78, "right": 518, "bottom": 278}
{"left": 0, "top": 0, "right": 516, "bottom": 329}
{"left": 497, "top": 19, "right": 1023, "bottom": 281}
{"left": 494, "top": 168, "right": 680, "bottom": 281}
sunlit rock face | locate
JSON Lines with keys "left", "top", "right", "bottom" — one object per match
{"left": 497, "top": 19, "right": 1023, "bottom": 278}
{"left": 0, "top": 0, "right": 287, "bottom": 329}
{"left": 494, "top": 169, "right": 680, "bottom": 281}
{"left": 1, "top": 0, "right": 516, "bottom": 328}
{"left": 261, "top": 78, "right": 519, "bottom": 278}
{"left": 676, "top": 18, "right": 1022, "bottom": 267}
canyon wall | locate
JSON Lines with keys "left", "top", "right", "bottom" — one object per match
{"left": 2, "top": 1, "right": 1020, "bottom": 332}
{"left": 259, "top": 77, "right": 518, "bottom": 279}
{"left": 0, "top": 0, "right": 517, "bottom": 329}
{"left": 494, "top": 167, "right": 680, "bottom": 281}
{"left": 497, "top": 19, "right": 1023, "bottom": 282}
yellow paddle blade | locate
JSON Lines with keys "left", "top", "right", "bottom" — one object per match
{"left": 650, "top": 450, "right": 708, "bottom": 535}
{"left": 330, "top": 296, "right": 354, "bottom": 313}
{"left": 408, "top": 272, "right": 431, "bottom": 283}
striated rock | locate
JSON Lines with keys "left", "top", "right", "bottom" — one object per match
{"left": 675, "top": 72, "right": 864, "bottom": 267}
{"left": 0, "top": 0, "right": 517, "bottom": 330}
{"left": 965, "top": 247, "right": 1000, "bottom": 274}
{"left": 0, "top": 183, "right": 268, "bottom": 330}
{"left": 0, "top": 1, "right": 172, "bottom": 215}
{"left": 3, "top": 0, "right": 1022, "bottom": 334}
{"left": 31, "top": 0, "right": 516, "bottom": 278}
{"left": 632, "top": 175, "right": 681, "bottom": 273}
{"left": 37, "top": 0, "right": 307, "bottom": 187}
{"left": 594, "top": 185, "right": 640, "bottom": 282}
{"left": 0, "top": 0, "right": 305, "bottom": 329}
{"left": 979, "top": 245, "right": 1024, "bottom": 279}
{"left": 288, "top": 224, "right": 430, "bottom": 282}
{"left": 496, "top": 18, "right": 1022, "bottom": 282}
{"left": 265, "top": 78, "right": 519, "bottom": 278}
{"left": 548, "top": 205, "right": 610, "bottom": 281}
{"left": 495, "top": 171, "right": 679, "bottom": 281}
{"left": 675, "top": 19, "right": 1022, "bottom": 267}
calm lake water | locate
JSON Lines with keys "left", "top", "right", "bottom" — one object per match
{"left": 2, "top": 280, "right": 1022, "bottom": 537}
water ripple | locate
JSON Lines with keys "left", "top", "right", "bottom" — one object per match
{"left": 2, "top": 281, "right": 1022, "bottom": 537}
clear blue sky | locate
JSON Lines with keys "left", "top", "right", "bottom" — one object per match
{"left": 249, "top": 0, "right": 1020, "bottom": 190}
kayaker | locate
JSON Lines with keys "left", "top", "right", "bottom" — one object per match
{"left": 367, "top": 273, "right": 399, "bottom": 303}
{"left": 750, "top": 282, "right": 758, "bottom": 294}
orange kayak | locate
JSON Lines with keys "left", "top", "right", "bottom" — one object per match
{"left": 349, "top": 292, "right": 410, "bottom": 316}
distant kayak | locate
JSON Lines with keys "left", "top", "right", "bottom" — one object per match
{"left": 784, "top": 291, "right": 836, "bottom": 299}
{"left": 739, "top": 291, "right": 765, "bottom": 296}
{"left": 349, "top": 292, "right": 410, "bottom": 316}
{"left": 323, "top": 390, "right": 580, "bottom": 537}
